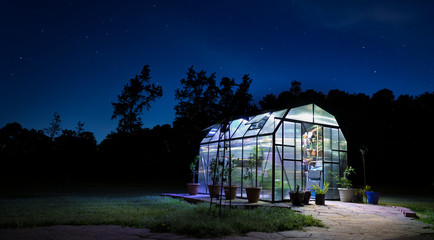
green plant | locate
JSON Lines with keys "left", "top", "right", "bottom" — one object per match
{"left": 190, "top": 155, "right": 200, "bottom": 183}
{"left": 243, "top": 157, "right": 256, "bottom": 187}
{"left": 290, "top": 184, "right": 301, "bottom": 194}
{"left": 223, "top": 157, "right": 239, "bottom": 185}
{"left": 330, "top": 166, "right": 355, "bottom": 189}
{"left": 311, "top": 182, "right": 330, "bottom": 194}
{"left": 208, "top": 158, "right": 222, "bottom": 184}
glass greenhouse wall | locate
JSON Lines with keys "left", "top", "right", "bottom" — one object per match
{"left": 199, "top": 104, "right": 348, "bottom": 202}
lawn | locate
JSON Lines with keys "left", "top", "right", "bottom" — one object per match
{"left": 377, "top": 185, "right": 434, "bottom": 227}
{"left": 0, "top": 184, "right": 323, "bottom": 238}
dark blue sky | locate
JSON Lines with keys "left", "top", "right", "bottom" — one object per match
{"left": 1, "top": 0, "right": 433, "bottom": 142}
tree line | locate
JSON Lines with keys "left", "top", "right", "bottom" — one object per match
{"left": 1, "top": 64, "right": 433, "bottom": 187}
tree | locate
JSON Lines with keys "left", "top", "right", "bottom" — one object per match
{"left": 112, "top": 64, "right": 163, "bottom": 135}
{"left": 45, "top": 112, "right": 62, "bottom": 140}
{"left": 289, "top": 80, "right": 302, "bottom": 97}
{"left": 174, "top": 66, "right": 219, "bottom": 129}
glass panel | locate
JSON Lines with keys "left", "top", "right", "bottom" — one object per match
{"left": 339, "top": 129, "right": 347, "bottom": 151}
{"left": 284, "top": 121, "right": 295, "bottom": 146}
{"left": 246, "top": 112, "right": 269, "bottom": 124}
{"left": 283, "top": 146, "right": 295, "bottom": 160}
{"left": 205, "top": 143, "right": 219, "bottom": 189}
{"left": 283, "top": 160, "right": 295, "bottom": 200}
{"left": 210, "top": 126, "right": 222, "bottom": 142}
{"left": 254, "top": 136, "right": 272, "bottom": 201}
{"left": 229, "top": 119, "right": 243, "bottom": 138}
{"left": 302, "top": 124, "right": 322, "bottom": 164}
{"left": 259, "top": 110, "right": 286, "bottom": 135}
{"left": 242, "top": 137, "right": 256, "bottom": 196}
{"left": 201, "top": 137, "right": 211, "bottom": 143}
{"left": 274, "top": 109, "right": 288, "bottom": 118}
{"left": 295, "top": 161, "right": 302, "bottom": 189}
{"left": 275, "top": 124, "right": 283, "bottom": 144}
{"left": 205, "top": 125, "right": 219, "bottom": 137}
{"left": 274, "top": 156, "right": 283, "bottom": 201}
{"left": 232, "top": 119, "right": 250, "bottom": 138}
{"left": 295, "top": 123, "right": 302, "bottom": 160}
{"left": 199, "top": 145, "right": 208, "bottom": 193}
{"left": 323, "top": 127, "right": 331, "bottom": 162}
{"left": 331, "top": 151, "right": 339, "bottom": 163}
{"left": 313, "top": 105, "right": 339, "bottom": 126}
{"left": 286, "top": 104, "right": 313, "bottom": 122}
{"left": 331, "top": 128, "right": 339, "bottom": 150}
{"left": 259, "top": 116, "right": 280, "bottom": 135}
{"left": 340, "top": 152, "right": 347, "bottom": 173}
{"left": 244, "top": 129, "right": 260, "bottom": 137}
{"left": 228, "top": 140, "right": 243, "bottom": 196}
{"left": 324, "top": 163, "right": 339, "bottom": 199}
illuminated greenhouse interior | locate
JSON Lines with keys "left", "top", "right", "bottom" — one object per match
{"left": 199, "top": 103, "right": 348, "bottom": 202}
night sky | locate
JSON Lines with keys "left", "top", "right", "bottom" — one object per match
{"left": 2, "top": 0, "right": 433, "bottom": 143}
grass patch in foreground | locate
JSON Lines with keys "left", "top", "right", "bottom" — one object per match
{"left": 0, "top": 196, "right": 323, "bottom": 238}
{"left": 380, "top": 197, "right": 434, "bottom": 227}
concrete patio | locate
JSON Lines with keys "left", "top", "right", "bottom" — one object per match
{"left": 162, "top": 193, "right": 434, "bottom": 239}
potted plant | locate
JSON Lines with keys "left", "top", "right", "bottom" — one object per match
{"left": 289, "top": 185, "right": 305, "bottom": 206}
{"left": 353, "top": 188, "right": 364, "bottom": 203}
{"left": 223, "top": 158, "right": 239, "bottom": 200}
{"left": 187, "top": 155, "right": 200, "bottom": 195}
{"left": 208, "top": 158, "right": 222, "bottom": 198}
{"left": 330, "top": 166, "right": 355, "bottom": 202}
{"left": 303, "top": 188, "right": 312, "bottom": 205}
{"left": 243, "top": 157, "right": 261, "bottom": 203}
{"left": 365, "top": 185, "right": 380, "bottom": 204}
{"left": 312, "top": 182, "right": 329, "bottom": 205}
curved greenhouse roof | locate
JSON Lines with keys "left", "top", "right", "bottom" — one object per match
{"left": 201, "top": 104, "right": 339, "bottom": 143}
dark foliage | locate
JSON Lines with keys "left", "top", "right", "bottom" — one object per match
{"left": 1, "top": 66, "right": 433, "bottom": 187}
{"left": 112, "top": 64, "right": 163, "bottom": 135}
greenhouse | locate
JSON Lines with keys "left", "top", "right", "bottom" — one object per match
{"left": 198, "top": 103, "right": 348, "bottom": 202}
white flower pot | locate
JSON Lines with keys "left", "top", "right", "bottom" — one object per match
{"left": 338, "top": 188, "right": 354, "bottom": 202}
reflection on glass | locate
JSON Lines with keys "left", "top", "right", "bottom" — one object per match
{"left": 314, "top": 105, "right": 339, "bottom": 126}
{"left": 286, "top": 104, "right": 313, "bottom": 122}
{"left": 283, "top": 160, "right": 295, "bottom": 200}
{"left": 339, "top": 129, "right": 347, "bottom": 151}
{"left": 284, "top": 121, "right": 295, "bottom": 146}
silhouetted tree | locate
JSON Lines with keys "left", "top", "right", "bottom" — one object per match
{"left": 112, "top": 64, "right": 163, "bottom": 135}
{"left": 289, "top": 80, "right": 302, "bottom": 97}
{"left": 45, "top": 112, "right": 61, "bottom": 140}
{"left": 0, "top": 123, "right": 52, "bottom": 183}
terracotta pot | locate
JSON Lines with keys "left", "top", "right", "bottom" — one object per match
{"left": 187, "top": 183, "right": 200, "bottom": 195}
{"left": 338, "top": 188, "right": 354, "bottom": 202}
{"left": 223, "top": 185, "right": 238, "bottom": 200}
{"left": 315, "top": 194, "right": 326, "bottom": 205}
{"left": 245, "top": 187, "right": 262, "bottom": 203}
{"left": 207, "top": 184, "right": 221, "bottom": 198}
{"left": 289, "top": 191, "right": 305, "bottom": 206}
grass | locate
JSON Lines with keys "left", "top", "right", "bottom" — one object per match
{"left": 380, "top": 197, "right": 434, "bottom": 227}
{"left": 376, "top": 185, "right": 434, "bottom": 228}
{"left": 0, "top": 185, "right": 323, "bottom": 238}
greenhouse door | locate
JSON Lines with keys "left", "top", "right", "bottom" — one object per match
{"left": 301, "top": 124, "right": 323, "bottom": 197}
{"left": 280, "top": 122, "right": 324, "bottom": 201}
